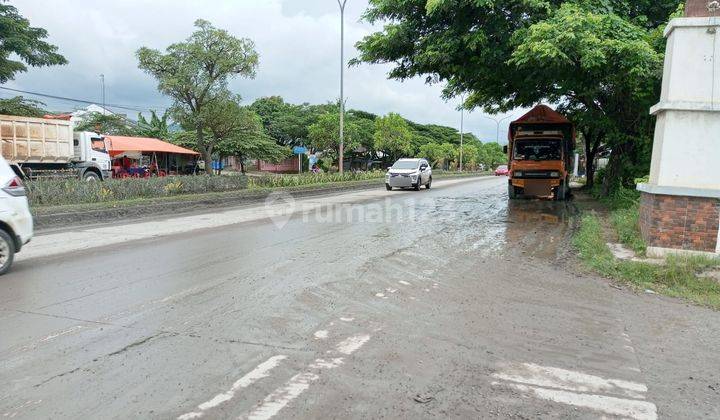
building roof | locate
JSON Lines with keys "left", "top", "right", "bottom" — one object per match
{"left": 105, "top": 136, "right": 199, "bottom": 156}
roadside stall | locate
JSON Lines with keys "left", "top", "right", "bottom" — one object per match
{"left": 104, "top": 136, "right": 200, "bottom": 178}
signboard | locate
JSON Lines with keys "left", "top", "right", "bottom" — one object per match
{"left": 293, "top": 146, "right": 308, "bottom": 155}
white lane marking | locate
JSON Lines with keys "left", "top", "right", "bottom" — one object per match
{"left": 339, "top": 317, "right": 354, "bottom": 322}
{"left": 386, "top": 288, "right": 398, "bottom": 294}
{"left": 313, "top": 330, "right": 328, "bottom": 340}
{"left": 309, "top": 358, "right": 344, "bottom": 369}
{"left": 499, "top": 383, "right": 657, "bottom": 420}
{"left": 375, "top": 293, "right": 386, "bottom": 298}
{"left": 244, "top": 334, "right": 371, "bottom": 420}
{"left": 178, "top": 355, "right": 286, "bottom": 420}
{"left": 492, "top": 363, "right": 647, "bottom": 399}
{"left": 336, "top": 334, "right": 371, "bottom": 355}
{"left": 245, "top": 372, "right": 319, "bottom": 420}
{"left": 398, "top": 280, "right": 411, "bottom": 286}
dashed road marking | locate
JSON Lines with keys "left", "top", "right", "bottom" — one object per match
{"left": 178, "top": 355, "right": 287, "bottom": 420}
{"left": 492, "top": 362, "right": 656, "bottom": 420}
{"left": 492, "top": 363, "right": 647, "bottom": 399}
{"left": 492, "top": 363, "right": 657, "bottom": 420}
{"left": 498, "top": 383, "right": 657, "bottom": 420}
{"left": 243, "top": 334, "right": 371, "bottom": 420}
{"left": 398, "top": 280, "right": 411, "bottom": 286}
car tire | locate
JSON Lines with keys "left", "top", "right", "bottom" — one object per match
{"left": 386, "top": 184, "right": 392, "bottom": 191}
{"left": 0, "top": 229, "right": 16, "bottom": 276}
{"left": 83, "top": 171, "right": 101, "bottom": 181}
{"left": 414, "top": 180, "right": 421, "bottom": 191}
{"left": 425, "top": 177, "right": 432, "bottom": 189}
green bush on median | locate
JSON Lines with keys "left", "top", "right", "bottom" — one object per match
{"left": 26, "top": 175, "right": 250, "bottom": 206}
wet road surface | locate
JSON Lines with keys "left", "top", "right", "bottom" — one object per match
{"left": 1, "top": 177, "right": 719, "bottom": 419}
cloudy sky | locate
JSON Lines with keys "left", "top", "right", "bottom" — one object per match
{"left": 5, "top": 0, "right": 514, "bottom": 142}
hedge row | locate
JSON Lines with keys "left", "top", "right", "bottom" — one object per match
{"left": 248, "top": 171, "right": 386, "bottom": 189}
{"left": 26, "top": 175, "right": 249, "bottom": 206}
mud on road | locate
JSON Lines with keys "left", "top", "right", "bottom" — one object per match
{"left": 1, "top": 177, "right": 719, "bottom": 419}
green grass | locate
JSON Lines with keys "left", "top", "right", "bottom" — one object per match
{"left": 574, "top": 213, "right": 720, "bottom": 309}
{"left": 609, "top": 204, "right": 647, "bottom": 255}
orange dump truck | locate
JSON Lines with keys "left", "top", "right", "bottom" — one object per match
{"left": 504, "top": 105, "right": 575, "bottom": 200}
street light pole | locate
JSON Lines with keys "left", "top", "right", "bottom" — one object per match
{"left": 337, "top": 0, "right": 348, "bottom": 174}
{"left": 100, "top": 74, "right": 106, "bottom": 115}
{"left": 484, "top": 114, "right": 514, "bottom": 143}
{"left": 459, "top": 96, "right": 465, "bottom": 172}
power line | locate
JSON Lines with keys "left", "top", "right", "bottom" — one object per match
{"left": 0, "top": 86, "right": 169, "bottom": 113}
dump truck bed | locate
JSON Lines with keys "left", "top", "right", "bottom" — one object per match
{"left": 0, "top": 115, "right": 74, "bottom": 164}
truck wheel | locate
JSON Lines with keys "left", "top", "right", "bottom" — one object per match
{"left": 0, "top": 229, "right": 16, "bottom": 275}
{"left": 508, "top": 184, "right": 518, "bottom": 199}
{"left": 83, "top": 171, "right": 100, "bottom": 181}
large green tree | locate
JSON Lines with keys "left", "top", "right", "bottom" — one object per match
{"left": 374, "top": 112, "right": 413, "bottom": 162}
{"left": 137, "top": 19, "right": 259, "bottom": 174}
{"left": 308, "top": 112, "right": 361, "bottom": 163}
{"left": 0, "top": 0, "right": 67, "bottom": 83}
{"left": 207, "top": 95, "right": 289, "bottom": 173}
{"left": 250, "top": 96, "right": 317, "bottom": 146}
{"left": 0, "top": 96, "right": 46, "bottom": 117}
{"left": 75, "top": 112, "right": 137, "bottom": 136}
{"left": 355, "top": 0, "right": 681, "bottom": 192}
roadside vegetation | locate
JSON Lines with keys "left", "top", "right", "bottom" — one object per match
{"left": 573, "top": 181, "right": 720, "bottom": 310}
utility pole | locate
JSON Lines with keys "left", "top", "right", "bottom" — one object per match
{"left": 459, "top": 96, "right": 465, "bottom": 172}
{"left": 337, "top": 0, "right": 348, "bottom": 173}
{"left": 100, "top": 74, "right": 106, "bottom": 115}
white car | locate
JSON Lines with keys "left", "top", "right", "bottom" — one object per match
{"left": 0, "top": 156, "right": 33, "bottom": 274}
{"left": 385, "top": 158, "right": 432, "bottom": 191}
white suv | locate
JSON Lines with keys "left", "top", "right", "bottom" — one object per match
{"left": 385, "top": 158, "right": 433, "bottom": 191}
{"left": 0, "top": 156, "right": 33, "bottom": 274}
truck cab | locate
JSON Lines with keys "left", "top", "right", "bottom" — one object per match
{"left": 505, "top": 106, "right": 575, "bottom": 200}
{"left": 73, "top": 132, "right": 112, "bottom": 180}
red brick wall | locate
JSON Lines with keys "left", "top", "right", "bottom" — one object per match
{"left": 257, "top": 157, "right": 299, "bottom": 173}
{"left": 639, "top": 192, "right": 719, "bottom": 253}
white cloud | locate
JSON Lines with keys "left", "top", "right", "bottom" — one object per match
{"left": 5, "top": 0, "right": 514, "bottom": 142}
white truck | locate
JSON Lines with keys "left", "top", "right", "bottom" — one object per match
{"left": 0, "top": 114, "right": 112, "bottom": 180}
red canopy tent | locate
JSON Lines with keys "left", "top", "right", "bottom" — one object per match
{"left": 104, "top": 136, "right": 199, "bottom": 157}
{"left": 104, "top": 136, "right": 199, "bottom": 177}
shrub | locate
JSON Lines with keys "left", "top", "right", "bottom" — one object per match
{"left": 26, "top": 175, "right": 249, "bottom": 206}
{"left": 247, "top": 171, "right": 386, "bottom": 189}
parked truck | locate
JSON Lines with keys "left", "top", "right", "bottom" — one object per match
{"left": 0, "top": 115, "right": 112, "bottom": 180}
{"left": 504, "top": 105, "right": 575, "bottom": 200}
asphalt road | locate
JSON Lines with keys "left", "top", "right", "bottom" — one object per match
{"left": 1, "top": 176, "right": 719, "bottom": 419}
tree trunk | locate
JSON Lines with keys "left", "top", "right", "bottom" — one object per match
{"left": 238, "top": 155, "right": 246, "bottom": 174}
{"left": 203, "top": 150, "right": 213, "bottom": 175}
{"left": 584, "top": 137, "right": 597, "bottom": 190}
{"left": 196, "top": 124, "right": 213, "bottom": 176}
{"left": 601, "top": 142, "right": 633, "bottom": 196}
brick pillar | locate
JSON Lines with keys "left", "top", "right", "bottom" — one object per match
{"left": 639, "top": 192, "right": 720, "bottom": 257}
